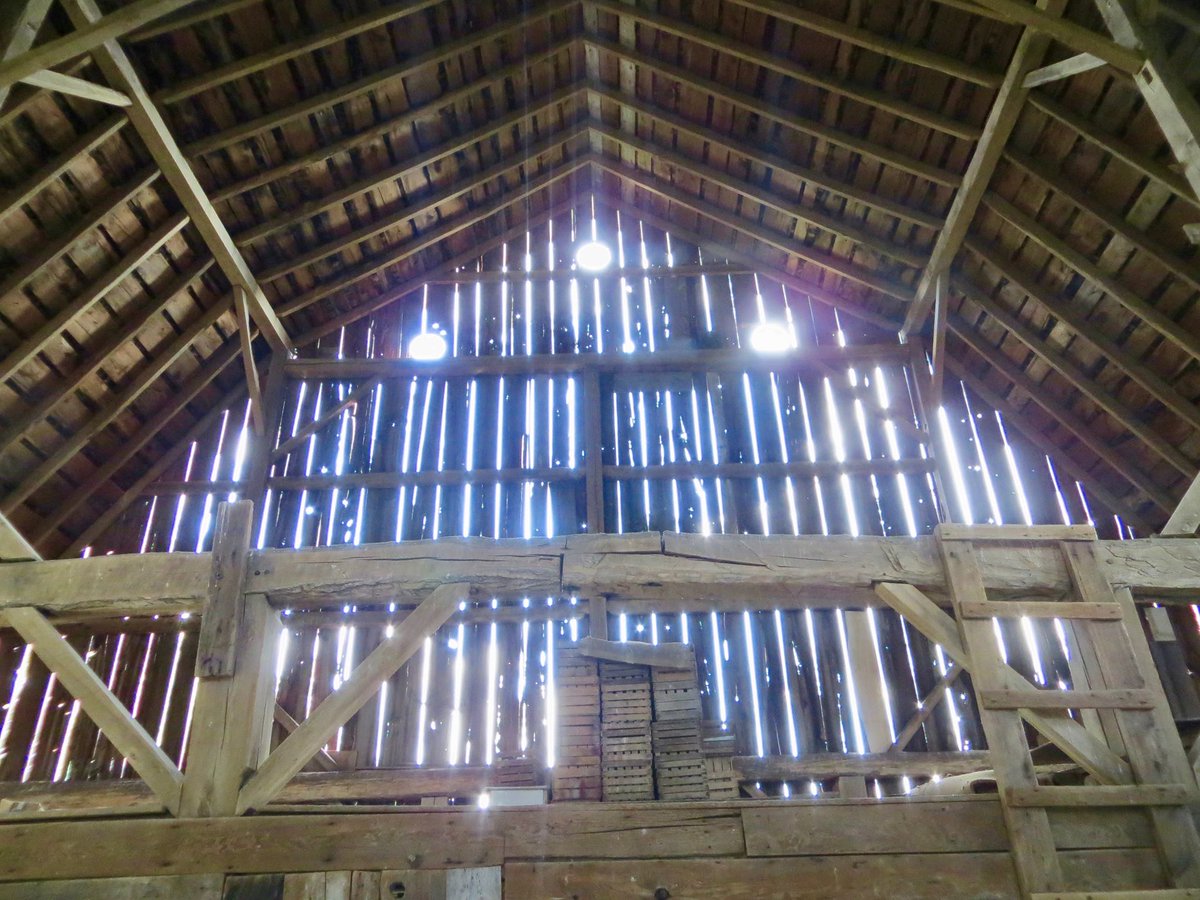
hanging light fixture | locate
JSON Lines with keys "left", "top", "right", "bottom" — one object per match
{"left": 575, "top": 240, "right": 612, "bottom": 272}
{"left": 408, "top": 331, "right": 448, "bottom": 360}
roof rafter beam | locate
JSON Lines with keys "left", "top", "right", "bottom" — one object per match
{"left": 945, "top": 352, "right": 1154, "bottom": 530}
{"left": 62, "top": 0, "right": 291, "bottom": 355}
{"left": 599, "top": 189, "right": 901, "bottom": 334}
{"left": 956, "top": 0, "right": 1144, "bottom": 72}
{"left": 586, "top": 1, "right": 980, "bottom": 142}
{"left": 0, "top": 0, "right": 54, "bottom": 111}
{"left": 0, "top": 0, "right": 201, "bottom": 93}
{"left": 0, "top": 512, "right": 40, "bottom": 561}
{"left": 256, "top": 122, "right": 590, "bottom": 284}
{"left": 582, "top": 36, "right": 961, "bottom": 189}
{"left": 1021, "top": 51, "right": 1107, "bottom": 87}
{"left": 40, "top": 343, "right": 243, "bottom": 550}
{"left": 1094, "top": 0, "right": 1200, "bottom": 206}
{"left": 902, "top": 0, "right": 1067, "bottom": 339}
{"left": 2, "top": 295, "right": 236, "bottom": 514}
{"left": 965, "top": 233, "right": 1200, "bottom": 434}
{"left": 944, "top": 316, "right": 1175, "bottom": 515}
{"left": 0, "top": 257, "right": 216, "bottom": 457}
{"left": 276, "top": 160, "right": 591, "bottom": 320}
{"left": 19, "top": 68, "right": 129, "bottom": 106}
{"left": 952, "top": 275, "right": 1196, "bottom": 478}
{"left": 587, "top": 84, "right": 942, "bottom": 231}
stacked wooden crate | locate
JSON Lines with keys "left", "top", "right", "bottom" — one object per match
{"left": 650, "top": 651, "right": 708, "bottom": 800}
{"left": 494, "top": 755, "right": 539, "bottom": 788}
{"left": 599, "top": 660, "right": 654, "bottom": 800}
{"left": 701, "top": 724, "right": 740, "bottom": 800}
{"left": 552, "top": 647, "right": 602, "bottom": 801}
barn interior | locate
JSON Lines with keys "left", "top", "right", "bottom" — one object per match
{"left": 1, "top": 0, "right": 1200, "bottom": 897}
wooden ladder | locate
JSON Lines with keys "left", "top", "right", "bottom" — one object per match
{"left": 936, "top": 524, "right": 1200, "bottom": 900}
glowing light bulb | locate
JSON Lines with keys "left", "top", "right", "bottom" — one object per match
{"left": 575, "top": 240, "right": 612, "bottom": 272}
{"left": 749, "top": 322, "right": 793, "bottom": 354}
{"left": 408, "top": 331, "right": 448, "bottom": 360}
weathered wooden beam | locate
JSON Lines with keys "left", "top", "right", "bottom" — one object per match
{"left": 62, "top": 0, "right": 291, "bottom": 354}
{"left": 590, "top": 121, "right": 927, "bottom": 271}
{"left": 1095, "top": 0, "right": 1200, "bottom": 204}
{"left": 901, "top": 0, "right": 1066, "bottom": 339}
{"left": 272, "top": 705, "right": 340, "bottom": 773}
{"left": 1163, "top": 475, "right": 1200, "bottom": 534}
{"left": 950, "top": 277, "right": 1195, "bottom": 478}
{"left": 3, "top": 607, "right": 184, "bottom": 812}
{"left": 285, "top": 344, "right": 912, "bottom": 380}
{"left": 733, "top": 750, "right": 990, "bottom": 781}
{"left": 577, "top": 635, "right": 695, "bottom": 668}
{"left": 584, "top": 35, "right": 961, "bottom": 189}
{"left": 19, "top": 69, "right": 129, "bottom": 106}
{"left": 9, "top": 535, "right": 1200, "bottom": 624}
{"left": 45, "top": 352, "right": 244, "bottom": 552}
{"left": 587, "top": 1, "right": 980, "bottom": 140}
{"left": 888, "top": 663, "right": 964, "bottom": 752}
{"left": 236, "top": 584, "right": 468, "bottom": 812}
{"left": 594, "top": 158, "right": 913, "bottom": 306}
{"left": 1021, "top": 51, "right": 1107, "bottom": 87}
{"left": 591, "top": 86, "right": 944, "bottom": 230}
{"left": 0, "top": 0, "right": 200, "bottom": 93}
{"left": 194, "top": 502, "right": 253, "bottom": 678}
{"left": 959, "top": 0, "right": 1144, "bottom": 72}
{"left": 233, "top": 287, "right": 264, "bottom": 436}
{"left": 2, "top": 296, "right": 235, "bottom": 514}
{"left": 0, "top": 0, "right": 54, "bottom": 111}
{"left": 942, "top": 350, "right": 1166, "bottom": 527}
{"left": 0, "top": 513, "right": 39, "bottom": 561}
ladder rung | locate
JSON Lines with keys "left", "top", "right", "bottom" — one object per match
{"left": 979, "top": 689, "right": 1156, "bottom": 710}
{"left": 958, "top": 600, "right": 1123, "bottom": 620}
{"left": 1032, "top": 892, "right": 1200, "bottom": 899}
{"left": 937, "top": 524, "right": 1098, "bottom": 542}
{"left": 1006, "top": 784, "right": 1198, "bottom": 808}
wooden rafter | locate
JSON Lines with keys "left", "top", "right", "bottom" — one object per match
{"left": 62, "top": 0, "right": 291, "bottom": 354}
{"left": 19, "top": 69, "right": 129, "bottom": 106}
{"left": 0, "top": 0, "right": 201, "bottom": 95}
{"left": 0, "top": 0, "right": 54, "bottom": 111}
{"left": 0, "top": 511, "right": 39, "bottom": 560}
{"left": 901, "top": 0, "right": 1066, "bottom": 339}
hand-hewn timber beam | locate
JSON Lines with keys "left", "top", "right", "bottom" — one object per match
{"left": 0, "top": 258, "right": 216, "bottom": 457}
{"left": 234, "top": 84, "right": 586, "bottom": 247}
{"left": 965, "top": 235, "right": 1200, "bottom": 438}
{"left": 0, "top": 212, "right": 188, "bottom": 385}
{"left": 593, "top": 157, "right": 913, "bottom": 306}
{"left": 729, "top": 0, "right": 1003, "bottom": 86}
{"left": 1094, "top": 0, "right": 1200, "bottom": 205}
{"left": 584, "top": 36, "right": 961, "bottom": 190}
{"left": 19, "top": 69, "right": 130, "bottom": 106}
{"left": 257, "top": 124, "right": 589, "bottom": 285}
{"left": 154, "top": 0, "right": 444, "bottom": 104}
{"left": 62, "top": 0, "right": 291, "bottom": 354}
{"left": 270, "top": 378, "right": 380, "bottom": 463}
{"left": 600, "top": 194, "right": 902, "bottom": 334}
{"left": 236, "top": 583, "right": 468, "bottom": 812}
{"left": 274, "top": 159, "right": 590, "bottom": 319}
{"left": 951, "top": 276, "right": 1196, "bottom": 478}
{"left": 587, "top": 85, "right": 942, "bottom": 231}
{"left": 733, "top": 749, "right": 988, "bottom": 782}
{"left": 1162, "top": 476, "right": 1200, "bottom": 534}
{"left": 2, "top": 296, "right": 235, "bottom": 514}
{"left": 957, "top": 0, "right": 1144, "bottom": 72}
{"left": 10, "top": 534, "right": 1200, "bottom": 623}
{"left": 982, "top": 192, "right": 1200, "bottom": 363}
{"left": 587, "top": 1, "right": 980, "bottom": 141}
{"left": 888, "top": 663, "right": 964, "bottom": 752}
{"left": 3, "top": 606, "right": 184, "bottom": 812}
{"left": 590, "top": 122, "right": 927, "bottom": 271}
{"left": 0, "top": 0, "right": 53, "bottom": 111}
{"left": 1021, "top": 51, "right": 1107, "bottom": 87}
{"left": 57, "top": 376, "right": 247, "bottom": 554}
{"left": 38, "top": 343, "right": 243, "bottom": 549}
{"left": 0, "top": 0, "right": 200, "bottom": 94}
{"left": 0, "top": 513, "right": 39, "bottom": 561}
{"left": 942, "top": 342, "right": 1169, "bottom": 524}
{"left": 873, "top": 581, "right": 1133, "bottom": 785}
{"left": 901, "top": 0, "right": 1066, "bottom": 339}
{"left": 233, "top": 288, "right": 264, "bottom": 436}
{"left": 577, "top": 635, "right": 696, "bottom": 668}
{"left": 185, "top": 2, "right": 571, "bottom": 159}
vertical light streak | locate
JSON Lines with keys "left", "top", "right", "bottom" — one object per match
{"left": 773, "top": 610, "right": 800, "bottom": 756}
{"left": 448, "top": 623, "right": 466, "bottom": 765}
{"left": 414, "top": 637, "right": 433, "bottom": 765}
{"left": 710, "top": 611, "right": 728, "bottom": 726}
{"left": 742, "top": 611, "right": 766, "bottom": 757}
{"left": 485, "top": 621, "right": 499, "bottom": 765}
{"left": 462, "top": 379, "right": 478, "bottom": 537}
{"left": 395, "top": 378, "right": 419, "bottom": 541}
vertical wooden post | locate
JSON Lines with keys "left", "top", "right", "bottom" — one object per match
{"left": 589, "top": 594, "right": 608, "bottom": 641}
{"left": 179, "top": 500, "right": 281, "bottom": 817}
{"left": 584, "top": 369, "right": 605, "bottom": 534}
{"left": 909, "top": 344, "right": 954, "bottom": 524}
{"left": 243, "top": 351, "right": 287, "bottom": 541}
